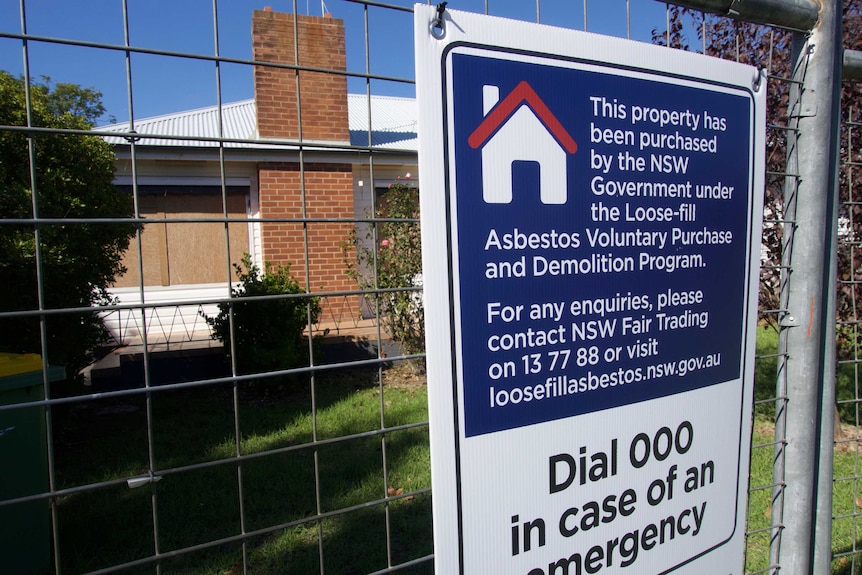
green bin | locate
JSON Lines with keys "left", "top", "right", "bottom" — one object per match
{"left": 0, "top": 353, "right": 64, "bottom": 575}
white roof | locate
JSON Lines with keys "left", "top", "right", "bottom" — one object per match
{"left": 97, "top": 94, "right": 417, "bottom": 151}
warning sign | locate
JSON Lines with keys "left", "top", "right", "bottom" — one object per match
{"left": 415, "top": 6, "right": 765, "bottom": 574}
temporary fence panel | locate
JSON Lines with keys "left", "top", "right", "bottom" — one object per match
{"left": 0, "top": 1, "right": 854, "bottom": 574}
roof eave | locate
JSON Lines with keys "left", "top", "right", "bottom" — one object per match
{"left": 111, "top": 144, "right": 418, "bottom": 165}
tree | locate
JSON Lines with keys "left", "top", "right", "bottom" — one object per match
{"left": 654, "top": 3, "right": 862, "bottom": 421}
{"left": 0, "top": 71, "right": 135, "bottom": 376}
{"left": 38, "top": 76, "right": 109, "bottom": 125}
{"left": 653, "top": 3, "right": 862, "bottom": 326}
{"left": 653, "top": 6, "right": 794, "bottom": 320}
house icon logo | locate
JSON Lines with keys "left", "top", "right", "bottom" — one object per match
{"left": 468, "top": 81, "right": 578, "bottom": 205}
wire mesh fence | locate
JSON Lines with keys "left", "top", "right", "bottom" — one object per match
{"left": 0, "top": 0, "right": 855, "bottom": 573}
{"left": 1, "top": 2, "right": 430, "bottom": 574}
{"left": 834, "top": 94, "right": 862, "bottom": 574}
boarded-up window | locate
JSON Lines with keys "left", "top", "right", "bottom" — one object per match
{"left": 113, "top": 186, "right": 250, "bottom": 287}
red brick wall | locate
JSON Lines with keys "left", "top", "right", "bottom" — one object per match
{"left": 252, "top": 10, "right": 348, "bottom": 143}
{"left": 258, "top": 163, "right": 357, "bottom": 322}
{"left": 252, "top": 10, "right": 357, "bottom": 325}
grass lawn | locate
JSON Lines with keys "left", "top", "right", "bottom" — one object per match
{"left": 49, "top": 328, "right": 862, "bottom": 574}
{"left": 745, "top": 423, "right": 862, "bottom": 575}
{"left": 745, "top": 325, "right": 862, "bottom": 574}
{"left": 51, "top": 363, "right": 433, "bottom": 575}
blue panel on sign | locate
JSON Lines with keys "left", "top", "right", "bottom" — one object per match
{"left": 449, "top": 52, "right": 752, "bottom": 437}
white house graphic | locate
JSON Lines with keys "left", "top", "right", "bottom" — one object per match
{"left": 468, "top": 81, "right": 578, "bottom": 204}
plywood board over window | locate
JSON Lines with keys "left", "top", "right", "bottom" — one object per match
{"left": 113, "top": 186, "right": 250, "bottom": 288}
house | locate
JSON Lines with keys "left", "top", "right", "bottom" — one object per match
{"left": 97, "top": 9, "right": 418, "bottom": 346}
{"left": 468, "top": 80, "right": 577, "bottom": 205}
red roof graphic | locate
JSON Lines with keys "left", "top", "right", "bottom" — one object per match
{"left": 467, "top": 81, "right": 578, "bottom": 154}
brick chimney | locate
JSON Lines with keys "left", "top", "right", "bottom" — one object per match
{"left": 251, "top": 8, "right": 357, "bottom": 328}
{"left": 252, "top": 9, "right": 349, "bottom": 142}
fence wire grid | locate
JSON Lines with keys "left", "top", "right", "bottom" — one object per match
{"left": 0, "top": 1, "right": 857, "bottom": 574}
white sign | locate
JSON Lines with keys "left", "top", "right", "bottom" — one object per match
{"left": 415, "top": 5, "right": 765, "bottom": 574}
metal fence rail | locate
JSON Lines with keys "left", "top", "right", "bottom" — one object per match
{"left": 0, "top": 1, "right": 856, "bottom": 574}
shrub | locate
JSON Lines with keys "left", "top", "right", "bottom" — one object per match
{"left": 204, "top": 254, "right": 321, "bottom": 380}
{"left": 346, "top": 176, "right": 425, "bottom": 371}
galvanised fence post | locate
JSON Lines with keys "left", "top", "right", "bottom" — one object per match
{"left": 779, "top": 0, "right": 842, "bottom": 573}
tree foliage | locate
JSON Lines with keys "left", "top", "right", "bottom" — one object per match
{"left": 654, "top": 5, "right": 862, "bottom": 423}
{"left": 837, "top": 4, "right": 862, "bottom": 350}
{"left": 653, "top": 2, "right": 862, "bottom": 334}
{"left": 0, "top": 71, "right": 134, "bottom": 374}
{"left": 37, "top": 76, "right": 109, "bottom": 125}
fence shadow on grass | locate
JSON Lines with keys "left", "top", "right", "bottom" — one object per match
{"left": 51, "top": 362, "right": 432, "bottom": 574}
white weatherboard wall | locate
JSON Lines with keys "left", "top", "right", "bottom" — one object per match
{"left": 103, "top": 283, "right": 232, "bottom": 345}
{"left": 415, "top": 6, "right": 764, "bottom": 575}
